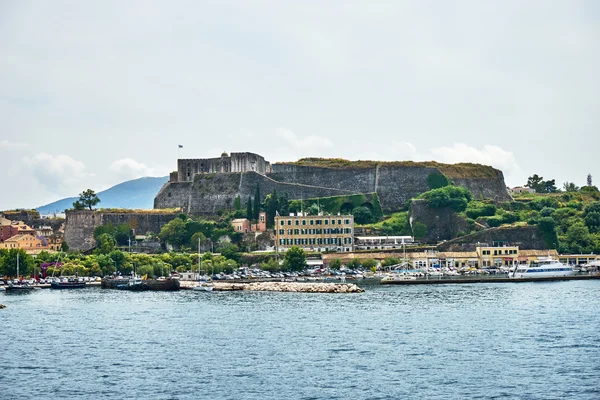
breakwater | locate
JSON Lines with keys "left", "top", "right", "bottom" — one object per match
{"left": 179, "top": 280, "right": 364, "bottom": 293}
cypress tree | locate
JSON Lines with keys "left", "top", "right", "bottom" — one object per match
{"left": 234, "top": 195, "right": 241, "bottom": 210}
{"left": 246, "top": 197, "right": 252, "bottom": 219}
{"left": 253, "top": 184, "right": 261, "bottom": 220}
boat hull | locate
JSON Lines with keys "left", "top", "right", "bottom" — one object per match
{"left": 102, "top": 277, "right": 180, "bottom": 291}
{"left": 50, "top": 282, "right": 87, "bottom": 289}
{"left": 143, "top": 278, "right": 180, "bottom": 291}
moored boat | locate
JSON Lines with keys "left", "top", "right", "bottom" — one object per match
{"left": 509, "top": 256, "right": 574, "bottom": 279}
{"left": 143, "top": 277, "right": 180, "bottom": 291}
{"left": 50, "top": 277, "right": 87, "bottom": 289}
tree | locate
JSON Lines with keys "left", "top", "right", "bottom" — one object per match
{"left": 253, "top": 184, "right": 261, "bottom": 220}
{"left": 563, "top": 182, "right": 579, "bottom": 192}
{"left": 588, "top": 173, "right": 593, "bottom": 187}
{"left": 217, "top": 243, "right": 240, "bottom": 263}
{"left": 282, "top": 246, "right": 306, "bottom": 272}
{"left": 2, "top": 249, "right": 34, "bottom": 278}
{"left": 525, "top": 175, "right": 558, "bottom": 193}
{"left": 264, "top": 191, "right": 280, "bottom": 228}
{"left": 584, "top": 212, "right": 600, "bottom": 234}
{"left": 95, "top": 233, "right": 115, "bottom": 254}
{"left": 158, "top": 218, "right": 187, "bottom": 248}
{"left": 371, "top": 193, "right": 383, "bottom": 220}
{"left": 329, "top": 258, "right": 342, "bottom": 270}
{"left": 246, "top": 197, "right": 252, "bottom": 219}
{"left": 352, "top": 206, "right": 374, "bottom": 224}
{"left": 537, "top": 217, "right": 559, "bottom": 249}
{"left": 234, "top": 195, "right": 242, "bottom": 211}
{"left": 543, "top": 179, "right": 558, "bottom": 193}
{"left": 525, "top": 174, "right": 544, "bottom": 192}
{"left": 361, "top": 258, "right": 377, "bottom": 269}
{"left": 73, "top": 189, "right": 101, "bottom": 210}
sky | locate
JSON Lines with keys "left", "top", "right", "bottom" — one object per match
{"left": 1, "top": 0, "right": 598, "bottom": 210}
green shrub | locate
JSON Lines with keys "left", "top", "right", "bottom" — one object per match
{"left": 427, "top": 172, "right": 450, "bottom": 189}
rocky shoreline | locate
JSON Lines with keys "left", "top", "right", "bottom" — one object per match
{"left": 180, "top": 280, "right": 364, "bottom": 293}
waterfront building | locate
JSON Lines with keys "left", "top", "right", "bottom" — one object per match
{"left": 275, "top": 213, "right": 354, "bottom": 253}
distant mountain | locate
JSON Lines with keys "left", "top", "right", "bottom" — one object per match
{"left": 36, "top": 176, "right": 169, "bottom": 215}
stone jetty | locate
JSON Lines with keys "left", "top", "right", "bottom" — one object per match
{"left": 180, "top": 280, "right": 364, "bottom": 293}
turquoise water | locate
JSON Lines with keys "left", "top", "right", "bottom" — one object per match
{"left": 2, "top": 281, "right": 599, "bottom": 399}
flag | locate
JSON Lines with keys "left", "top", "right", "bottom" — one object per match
{"left": 178, "top": 144, "right": 183, "bottom": 148}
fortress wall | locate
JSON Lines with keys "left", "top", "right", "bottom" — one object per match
{"left": 154, "top": 181, "right": 192, "bottom": 210}
{"left": 184, "top": 172, "right": 359, "bottom": 215}
{"left": 375, "top": 166, "right": 436, "bottom": 211}
{"left": 453, "top": 175, "right": 512, "bottom": 201}
{"left": 64, "top": 210, "right": 180, "bottom": 252}
{"left": 156, "top": 162, "right": 511, "bottom": 215}
{"left": 269, "top": 164, "right": 377, "bottom": 193}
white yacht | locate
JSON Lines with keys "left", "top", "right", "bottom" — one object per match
{"left": 509, "top": 256, "right": 574, "bottom": 279}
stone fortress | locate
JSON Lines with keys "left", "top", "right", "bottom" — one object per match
{"left": 155, "top": 152, "right": 511, "bottom": 216}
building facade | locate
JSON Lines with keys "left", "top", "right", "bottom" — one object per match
{"left": 354, "top": 236, "right": 414, "bottom": 250}
{"left": 231, "top": 212, "right": 267, "bottom": 233}
{"left": 275, "top": 213, "right": 354, "bottom": 252}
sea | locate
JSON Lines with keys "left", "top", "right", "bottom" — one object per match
{"left": 1, "top": 280, "right": 599, "bottom": 400}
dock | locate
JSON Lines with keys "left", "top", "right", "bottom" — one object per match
{"left": 380, "top": 274, "right": 600, "bottom": 285}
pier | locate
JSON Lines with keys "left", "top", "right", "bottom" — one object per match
{"left": 380, "top": 274, "right": 600, "bottom": 285}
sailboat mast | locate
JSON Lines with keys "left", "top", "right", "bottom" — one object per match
{"left": 17, "top": 252, "right": 19, "bottom": 280}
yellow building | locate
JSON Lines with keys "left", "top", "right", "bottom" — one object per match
{"left": 0, "top": 234, "right": 45, "bottom": 250}
{"left": 275, "top": 213, "right": 354, "bottom": 252}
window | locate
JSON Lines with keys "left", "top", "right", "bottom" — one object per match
{"left": 295, "top": 220, "right": 299, "bottom": 225}
{"left": 287, "top": 220, "right": 292, "bottom": 225}
{"left": 344, "top": 219, "right": 350, "bottom": 224}
{"left": 338, "top": 219, "right": 342, "bottom": 225}
{"left": 316, "top": 220, "right": 322, "bottom": 225}
{"left": 280, "top": 220, "right": 284, "bottom": 226}
{"left": 324, "top": 220, "right": 329, "bottom": 225}
{"left": 331, "top": 220, "right": 336, "bottom": 225}
{"left": 279, "top": 229, "right": 284, "bottom": 235}
{"left": 294, "top": 229, "right": 299, "bottom": 235}
{"left": 310, "top": 220, "right": 314, "bottom": 225}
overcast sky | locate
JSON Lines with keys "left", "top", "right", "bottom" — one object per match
{"left": 1, "top": 1, "right": 598, "bottom": 210}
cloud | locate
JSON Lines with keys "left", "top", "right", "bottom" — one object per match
{"left": 23, "top": 152, "right": 95, "bottom": 196}
{"left": 0, "top": 140, "right": 28, "bottom": 150}
{"left": 276, "top": 128, "right": 333, "bottom": 150}
{"left": 109, "top": 158, "right": 157, "bottom": 181}
{"left": 429, "top": 143, "right": 520, "bottom": 178}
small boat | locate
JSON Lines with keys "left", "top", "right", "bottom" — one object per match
{"left": 192, "top": 280, "right": 214, "bottom": 292}
{"left": 192, "top": 239, "right": 213, "bottom": 292}
{"left": 143, "top": 277, "right": 180, "bottom": 291}
{"left": 50, "top": 277, "right": 87, "bottom": 289}
{"left": 509, "top": 256, "right": 574, "bottom": 279}
{"left": 5, "top": 253, "right": 37, "bottom": 294}
{"left": 381, "top": 273, "right": 417, "bottom": 282}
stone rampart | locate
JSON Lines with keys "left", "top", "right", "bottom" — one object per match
{"left": 182, "top": 172, "right": 358, "bottom": 215}
{"left": 155, "top": 161, "right": 511, "bottom": 215}
{"left": 64, "top": 210, "right": 180, "bottom": 252}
